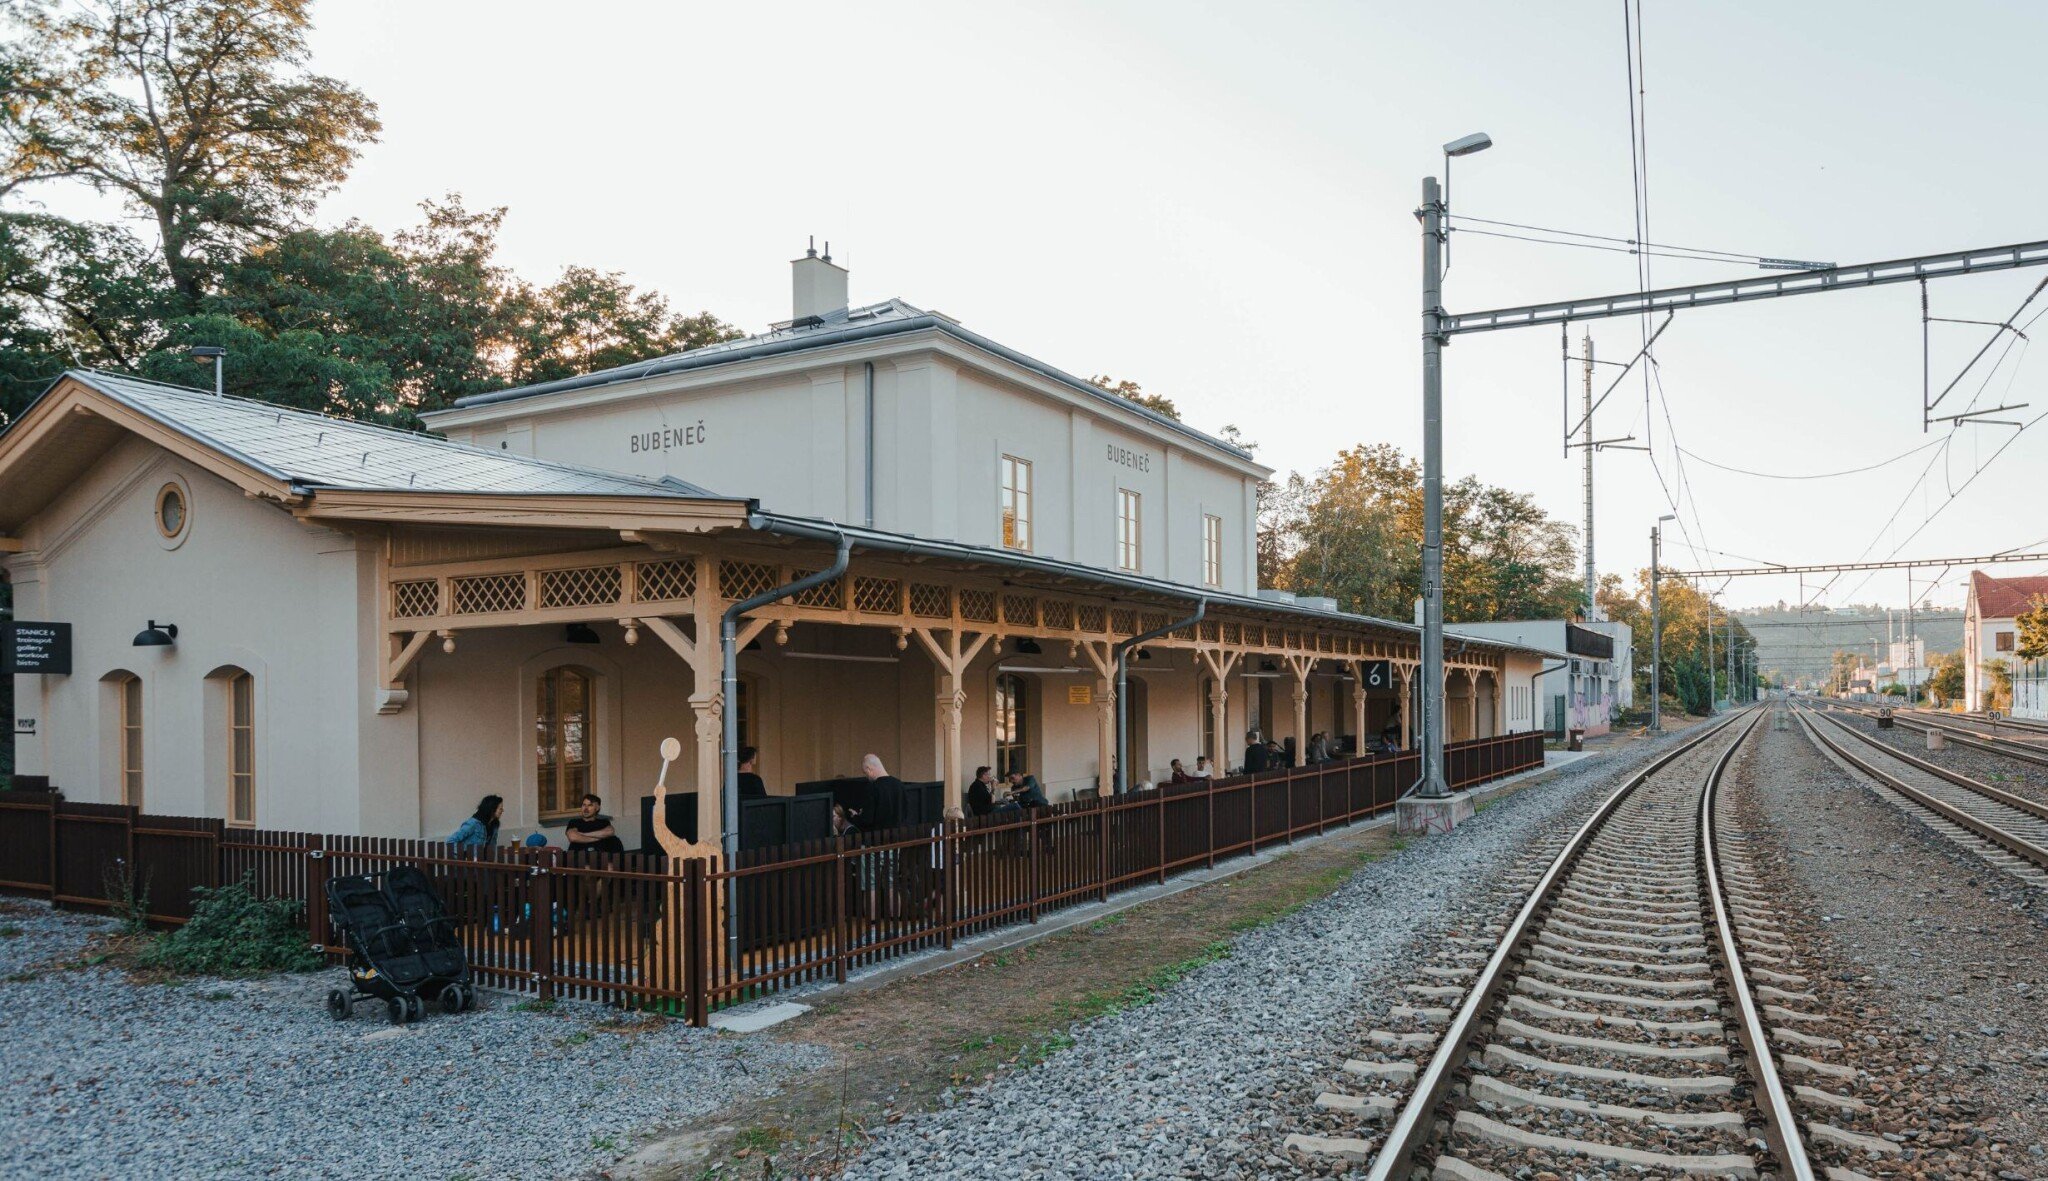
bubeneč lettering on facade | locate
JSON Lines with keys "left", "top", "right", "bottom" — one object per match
{"left": 1106, "top": 443, "right": 1151, "bottom": 472}
{"left": 628, "top": 419, "right": 709, "bottom": 454}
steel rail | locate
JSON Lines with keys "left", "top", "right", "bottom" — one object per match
{"left": 1363, "top": 710, "right": 1754, "bottom": 1181}
{"left": 1699, "top": 707, "right": 1811, "bottom": 1181}
{"left": 1811, "top": 709, "right": 2048, "bottom": 822}
{"left": 1831, "top": 702, "right": 2048, "bottom": 770}
{"left": 1795, "top": 706, "right": 2048, "bottom": 870}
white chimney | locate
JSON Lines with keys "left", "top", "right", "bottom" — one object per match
{"left": 791, "top": 238, "right": 849, "bottom": 321}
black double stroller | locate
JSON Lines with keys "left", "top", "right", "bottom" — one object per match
{"left": 323, "top": 866, "right": 478, "bottom": 1025}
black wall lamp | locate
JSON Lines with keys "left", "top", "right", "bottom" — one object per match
{"left": 565, "top": 623, "right": 602, "bottom": 645}
{"left": 1014, "top": 638, "right": 1043, "bottom": 655}
{"left": 133, "top": 620, "right": 178, "bottom": 647}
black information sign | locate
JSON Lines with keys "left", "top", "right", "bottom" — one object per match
{"left": 2, "top": 621, "right": 72, "bottom": 675}
{"left": 1357, "top": 659, "right": 1394, "bottom": 691}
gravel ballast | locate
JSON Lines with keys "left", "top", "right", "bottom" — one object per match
{"left": 838, "top": 731, "right": 1702, "bottom": 1181}
{"left": 0, "top": 903, "right": 828, "bottom": 1180}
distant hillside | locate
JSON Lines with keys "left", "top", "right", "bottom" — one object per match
{"left": 1733, "top": 603, "right": 1963, "bottom": 684}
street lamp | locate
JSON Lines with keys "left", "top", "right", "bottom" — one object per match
{"left": 188, "top": 345, "right": 225, "bottom": 397}
{"left": 1649, "top": 514, "right": 1676, "bottom": 732}
{"left": 1414, "top": 132, "right": 1493, "bottom": 801}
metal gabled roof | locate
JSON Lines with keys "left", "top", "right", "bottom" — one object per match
{"left": 61, "top": 370, "right": 723, "bottom": 499}
{"left": 434, "top": 298, "right": 1262, "bottom": 466}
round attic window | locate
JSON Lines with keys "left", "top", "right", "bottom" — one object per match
{"left": 155, "top": 481, "right": 188, "bottom": 541}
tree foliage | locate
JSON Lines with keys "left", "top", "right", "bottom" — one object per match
{"left": 2017, "top": 595, "right": 2048, "bottom": 662}
{"left": 0, "top": 5, "right": 737, "bottom": 428}
{"left": 1090, "top": 374, "right": 1182, "bottom": 422}
{"left": 1595, "top": 570, "right": 1756, "bottom": 716}
{"left": 1260, "top": 443, "right": 1584, "bottom": 624}
{"left": 1926, "top": 649, "right": 1965, "bottom": 705}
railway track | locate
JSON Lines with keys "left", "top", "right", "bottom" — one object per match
{"left": 1793, "top": 703, "right": 2048, "bottom": 889}
{"left": 1827, "top": 700, "right": 2048, "bottom": 769}
{"left": 1283, "top": 707, "right": 1888, "bottom": 1180}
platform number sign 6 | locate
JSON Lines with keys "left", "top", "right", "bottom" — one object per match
{"left": 1358, "top": 660, "right": 1393, "bottom": 690}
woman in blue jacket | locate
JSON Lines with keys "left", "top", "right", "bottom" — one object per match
{"left": 449, "top": 795, "right": 504, "bottom": 848}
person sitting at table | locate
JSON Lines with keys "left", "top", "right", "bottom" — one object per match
{"left": 1004, "top": 769, "right": 1049, "bottom": 808}
{"left": 967, "top": 765, "right": 998, "bottom": 817}
{"left": 1168, "top": 758, "right": 1192, "bottom": 784}
{"left": 563, "top": 793, "right": 626, "bottom": 856}
{"left": 737, "top": 746, "right": 768, "bottom": 800}
{"left": 1191, "top": 756, "right": 1214, "bottom": 780}
{"left": 449, "top": 794, "right": 503, "bottom": 848}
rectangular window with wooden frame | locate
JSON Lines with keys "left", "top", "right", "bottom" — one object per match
{"left": 999, "top": 454, "right": 1032, "bottom": 551}
{"left": 1202, "top": 513, "right": 1223, "bottom": 587}
{"left": 537, "top": 666, "right": 594, "bottom": 819}
{"left": 120, "top": 675, "right": 143, "bottom": 809}
{"left": 1116, "top": 488, "right": 1141, "bottom": 572}
{"left": 227, "top": 672, "right": 255, "bottom": 827}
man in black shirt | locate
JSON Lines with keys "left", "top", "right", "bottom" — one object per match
{"left": 737, "top": 746, "right": 768, "bottom": 800}
{"left": 966, "top": 765, "right": 997, "bottom": 817}
{"left": 1243, "top": 730, "right": 1270, "bottom": 774}
{"left": 563, "top": 793, "right": 625, "bottom": 855}
{"left": 855, "top": 753, "right": 906, "bottom": 832}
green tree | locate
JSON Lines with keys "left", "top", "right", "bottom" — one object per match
{"left": 1982, "top": 658, "right": 2014, "bottom": 712}
{"left": 1926, "top": 650, "right": 1965, "bottom": 705}
{"left": 2017, "top": 596, "right": 2048, "bottom": 662}
{"left": 6, "top": 0, "right": 381, "bottom": 307}
{"left": 1090, "top": 374, "right": 1181, "bottom": 421}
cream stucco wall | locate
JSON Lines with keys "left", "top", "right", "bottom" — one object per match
{"left": 6, "top": 436, "right": 419, "bottom": 835}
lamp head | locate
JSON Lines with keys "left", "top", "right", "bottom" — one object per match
{"left": 132, "top": 620, "right": 178, "bottom": 647}
{"left": 1658, "top": 513, "right": 1677, "bottom": 523}
{"left": 1443, "top": 132, "right": 1493, "bottom": 157}
{"left": 187, "top": 345, "right": 226, "bottom": 364}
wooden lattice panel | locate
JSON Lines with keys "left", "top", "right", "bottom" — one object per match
{"left": 790, "top": 572, "right": 845, "bottom": 610}
{"left": 1077, "top": 604, "right": 1106, "bottom": 633}
{"left": 1042, "top": 600, "right": 1073, "bottom": 630}
{"left": 1109, "top": 609, "right": 1137, "bottom": 636}
{"left": 853, "top": 577, "right": 901, "bottom": 614}
{"left": 1200, "top": 620, "right": 1220, "bottom": 642}
{"left": 451, "top": 572, "right": 525, "bottom": 615}
{"left": 1002, "top": 593, "right": 1037, "bottom": 628}
{"left": 909, "top": 583, "right": 952, "bottom": 619}
{"left": 958, "top": 588, "right": 998, "bottom": 624}
{"left": 1246, "top": 625, "right": 1265, "bottom": 646}
{"left": 1142, "top": 612, "right": 1167, "bottom": 634}
{"left": 539, "top": 564, "right": 623, "bottom": 609}
{"left": 719, "top": 560, "right": 778, "bottom": 602}
{"left": 635, "top": 559, "right": 697, "bottom": 603}
{"left": 391, "top": 579, "right": 439, "bottom": 619}
{"left": 1221, "top": 622, "right": 1241, "bottom": 644}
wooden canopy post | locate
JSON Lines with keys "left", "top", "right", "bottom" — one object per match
{"left": 1287, "top": 654, "right": 1314, "bottom": 761}
{"left": 911, "top": 627, "right": 992, "bottom": 818}
{"left": 1080, "top": 640, "right": 1117, "bottom": 793}
{"left": 1197, "top": 647, "right": 1241, "bottom": 772}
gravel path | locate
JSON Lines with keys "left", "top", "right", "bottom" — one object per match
{"left": 0, "top": 902, "right": 828, "bottom": 1181}
{"left": 838, "top": 732, "right": 1697, "bottom": 1181}
{"left": 1748, "top": 711, "right": 2048, "bottom": 1178}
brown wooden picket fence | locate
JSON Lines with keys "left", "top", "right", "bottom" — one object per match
{"left": 0, "top": 731, "right": 1542, "bottom": 1024}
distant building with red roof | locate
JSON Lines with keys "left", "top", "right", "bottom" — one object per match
{"left": 1964, "top": 570, "right": 2048, "bottom": 717}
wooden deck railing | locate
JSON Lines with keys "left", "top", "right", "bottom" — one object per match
{"left": 0, "top": 731, "right": 1543, "bottom": 1024}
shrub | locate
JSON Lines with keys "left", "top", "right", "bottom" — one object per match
{"left": 138, "top": 874, "right": 322, "bottom": 976}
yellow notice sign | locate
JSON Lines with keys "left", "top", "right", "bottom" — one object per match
{"left": 1067, "top": 684, "right": 1093, "bottom": 705}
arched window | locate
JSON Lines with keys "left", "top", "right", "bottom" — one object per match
{"left": 226, "top": 670, "right": 255, "bottom": 826}
{"left": 993, "top": 673, "right": 1029, "bottom": 779}
{"left": 537, "top": 666, "right": 594, "bottom": 819}
{"left": 108, "top": 672, "right": 143, "bottom": 808}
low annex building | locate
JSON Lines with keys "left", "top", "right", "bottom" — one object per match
{"left": 1449, "top": 619, "right": 1630, "bottom": 737}
{"left": 2, "top": 251, "right": 1551, "bottom": 852}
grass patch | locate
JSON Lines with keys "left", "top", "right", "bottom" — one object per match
{"left": 1086, "top": 911, "right": 1127, "bottom": 932}
{"left": 733, "top": 1125, "right": 788, "bottom": 1156}
{"left": 513, "top": 997, "right": 557, "bottom": 1013}
{"left": 0, "top": 925, "right": 23, "bottom": 938}
{"left": 590, "top": 1134, "right": 620, "bottom": 1153}
{"left": 558, "top": 1030, "right": 592, "bottom": 1048}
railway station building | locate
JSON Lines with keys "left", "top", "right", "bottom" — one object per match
{"left": 1964, "top": 570, "right": 2048, "bottom": 719}
{"left": 2, "top": 250, "right": 1551, "bottom": 852}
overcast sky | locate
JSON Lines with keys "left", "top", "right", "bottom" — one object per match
{"left": 87, "top": 2, "right": 2048, "bottom": 612}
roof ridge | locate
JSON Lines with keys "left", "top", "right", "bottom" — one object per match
{"left": 75, "top": 368, "right": 695, "bottom": 493}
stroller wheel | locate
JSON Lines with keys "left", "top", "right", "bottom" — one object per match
{"left": 464, "top": 984, "right": 480, "bottom": 1011}
{"left": 439, "top": 983, "right": 465, "bottom": 1014}
{"left": 386, "top": 997, "right": 407, "bottom": 1025}
{"left": 325, "top": 989, "right": 350, "bottom": 1021}
{"left": 405, "top": 994, "right": 426, "bottom": 1023}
